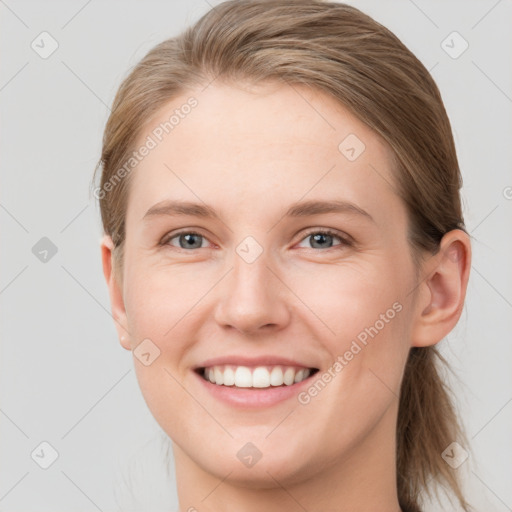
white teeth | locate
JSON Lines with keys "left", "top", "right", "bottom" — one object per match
{"left": 252, "top": 367, "right": 270, "bottom": 388}
{"left": 223, "top": 366, "right": 235, "bottom": 386}
{"left": 201, "top": 365, "right": 314, "bottom": 388}
{"left": 269, "top": 367, "right": 283, "bottom": 386}
{"left": 214, "top": 367, "right": 224, "bottom": 385}
{"left": 234, "top": 366, "right": 252, "bottom": 387}
{"left": 283, "top": 367, "right": 295, "bottom": 385}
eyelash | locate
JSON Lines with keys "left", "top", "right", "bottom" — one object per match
{"left": 299, "top": 228, "right": 353, "bottom": 249}
{"left": 160, "top": 228, "right": 353, "bottom": 251}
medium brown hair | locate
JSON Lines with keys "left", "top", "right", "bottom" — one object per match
{"left": 93, "top": 1, "right": 471, "bottom": 510}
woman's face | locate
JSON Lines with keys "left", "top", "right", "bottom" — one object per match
{"left": 111, "top": 81, "right": 422, "bottom": 485}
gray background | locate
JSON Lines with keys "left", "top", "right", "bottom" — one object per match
{"left": 1, "top": 0, "right": 511, "bottom": 511}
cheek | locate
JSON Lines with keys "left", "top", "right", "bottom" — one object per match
{"left": 124, "top": 260, "right": 213, "bottom": 338}
{"left": 124, "top": 247, "right": 414, "bottom": 366}
{"left": 120, "top": 247, "right": 416, "bottom": 478}
{"left": 289, "top": 258, "right": 409, "bottom": 344}
{"left": 123, "top": 265, "right": 207, "bottom": 436}
{"left": 288, "top": 257, "right": 413, "bottom": 407}
{"left": 289, "top": 261, "right": 412, "bottom": 452}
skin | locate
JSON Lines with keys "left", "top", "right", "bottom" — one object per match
{"left": 101, "top": 81, "right": 471, "bottom": 512}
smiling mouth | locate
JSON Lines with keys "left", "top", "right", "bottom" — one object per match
{"left": 195, "top": 365, "right": 319, "bottom": 389}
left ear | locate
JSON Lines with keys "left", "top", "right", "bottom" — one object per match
{"left": 410, "top": 229, "right": 471, "bottom": 347}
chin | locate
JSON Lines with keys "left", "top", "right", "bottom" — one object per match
{"left": 190, "top": 440, "right": 317, "bottom": 488}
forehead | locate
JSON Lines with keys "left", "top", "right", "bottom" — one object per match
{"left": 126, "top": 80, "right": 402, "bottom": 225}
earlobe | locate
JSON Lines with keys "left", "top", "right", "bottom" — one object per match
{"left": 410, "top": 229, "right": 471, "bottom": 348}
{"left": 100, "top": 235, "right": 131, "bottom": 351}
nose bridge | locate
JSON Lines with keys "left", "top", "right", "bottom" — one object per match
{"left": 214, "top": 235, "right": 289, "bottom": 333}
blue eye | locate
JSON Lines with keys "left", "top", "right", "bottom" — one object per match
{"left": 161, "top": 229, "right": 351, "bottom": 251}
{"left": 165, "top": 231, "right": 208, "bottom": 250}
{"left": 297, "top": 229, "right": 349, "bottom": 250}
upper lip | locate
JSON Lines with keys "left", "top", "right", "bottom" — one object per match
{"left": 194, "top": 355, "right": 318, "bottom": 370}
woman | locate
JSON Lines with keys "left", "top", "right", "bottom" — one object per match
{"left": 94, "top": 1, "right": 472, "bottom": 510}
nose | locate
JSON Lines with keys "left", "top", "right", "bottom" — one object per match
{"left": 213, "top": 248, "right": 291, "bottom": 335}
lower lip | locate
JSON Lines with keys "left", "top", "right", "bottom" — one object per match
{"left": 193, "top": 370, "right": 316, "bottom": 408}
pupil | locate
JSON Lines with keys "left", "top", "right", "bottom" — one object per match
{"left": 179, "top": 233, "right": 333, "bottom": 249}
{"left": 182, "top": 234, "right": 201, "bottom": 248}
{"left": 312, "top": 233, "right": 331, "bottom": 248}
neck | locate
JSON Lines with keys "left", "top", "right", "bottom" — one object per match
{"left": 173, "top": 403, "right": 403, "bottom": 512}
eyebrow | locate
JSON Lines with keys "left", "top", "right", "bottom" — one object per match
{"left": 143, "top": 199, "right": 374, "bottom": 222}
